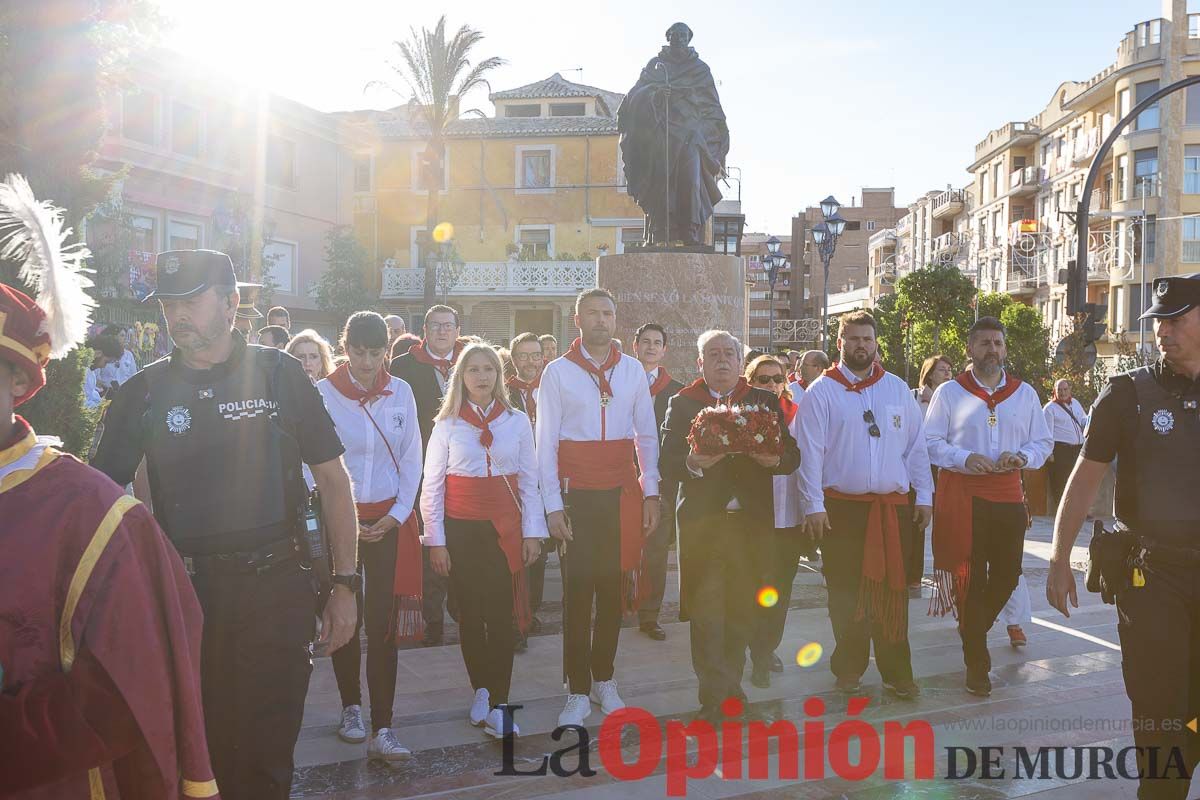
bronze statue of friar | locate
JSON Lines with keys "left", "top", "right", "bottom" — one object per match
{"left": 617, "top": 22, "right": 730, "bottom": 250}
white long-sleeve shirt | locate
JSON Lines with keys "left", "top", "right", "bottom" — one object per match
{"left": 774, "top": 406, "right": 806, "bottom": 528}
{"left": 924, "top": 371, "right": 1053, "bottom": 473}
{"left": 83, "top": 367, "right": 103, "bottom": 409}
{"left": 535, "top": 351, "right": 660, "bottom": 513}
{"left": 99, "top": 349, "right": 138, "bottom": 387}
{"left": 317, "top": 374, "right": 422, "bottom": 523}
{"left": 798, "top": 364, "right": 934, "bottom": 515}
{"left": 1042, "top": 398, "right": 1087, "bottom": 445}
{"left": 420, "top": 405, "right": 548, "bottom": 546}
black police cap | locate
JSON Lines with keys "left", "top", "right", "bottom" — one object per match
{"left": 144, "top": 249, "right": 237, "bottom": 302}
{"left": 1140, "top": 273, "right": 1200, "bottom": 320}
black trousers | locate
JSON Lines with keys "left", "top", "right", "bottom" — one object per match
{"left": 526, "top": 546, "right": 548, "bottom": 616}
{"left": 750, "top": 526, "right": 809, "bottom": 668}
{"left": 331, "top": 526, "right": 398, "bottom": 731}
{"left": 562, "top": 487, "right": 623, "bottom": 695}
{"left": 683, "top": 511, "right": 773, "bottom": 707}
{"left": 445, "top": 518, "right": 516, "bottom": 706}
{"left": 1048, "top": 442, "right": 1081, "bottom": 510}
{"left": 960, "top": 498, "right": 1027, "bottom": 671}
{"left": 639, "top": 480, "right": 678, "bottom": 625}
{"left": 1116, "top": 551, "right": 1200, "bottom": 800}
{"left": 821, "top": 497, "right": 915, "bottom": 685}
{"left": 192, "top": 561, "right": 314, "bottom": 800}
{"left": 422, "top": 532, "right": 450, "bottom": 631}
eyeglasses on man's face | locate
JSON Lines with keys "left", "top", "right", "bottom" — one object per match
{"left": 427, "top": 321, "right": 457, "bottom": 332}
{"left": 513, "top": 352, "right": 543, "bottom": 363}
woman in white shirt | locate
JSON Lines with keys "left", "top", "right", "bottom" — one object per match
{"left": 421, "top": 343, "right": 546, "bottom": 739}
{"left": 317, "top": 312, "right": 423, "bottom": 762}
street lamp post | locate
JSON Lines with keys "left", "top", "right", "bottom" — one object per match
{"left": 811, "top": 195, "right": 847, "bottom": 349}
{"left": 764, "top": 235, "right": 783, "bottom": 353}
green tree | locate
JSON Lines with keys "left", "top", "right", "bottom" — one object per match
{"left": 999, "top": 301, "right": 1051, "bottom": 396}
{"left": 872, "top": 293, "right": 906, "bottom": 376}
{"left": 312, "top": 227, "right": 373, "bottom": 335}
{"left": 895, "top": 263, "right": 977, "bottom": 352}
{"left": 377, "top": 16, "right": 504, "bottom": 307}
{"left": 18, "top": 348, "right": 101, "bottom": 458}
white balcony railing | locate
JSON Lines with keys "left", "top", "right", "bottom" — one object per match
{"left": 380, "top": 260, "right": 596, "bottom": 298}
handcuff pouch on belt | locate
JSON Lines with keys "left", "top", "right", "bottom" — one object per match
{"left": 1085, "top": 519, "right": 1137, "bottom": 604}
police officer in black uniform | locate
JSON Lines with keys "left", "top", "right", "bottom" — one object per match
{"left": 93, "top": 250, "right": 360, "bottom": 800}
{"left": 1048, "top": 273, "right": 1200, "bottom": 800}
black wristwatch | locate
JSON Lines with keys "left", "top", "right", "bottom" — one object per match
{"left": 331, "top": 573, "right": 362, "bottom": 593}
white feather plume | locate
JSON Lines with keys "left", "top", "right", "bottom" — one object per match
{"left": 0, "top": 173, "right": 95, "bottom": 358}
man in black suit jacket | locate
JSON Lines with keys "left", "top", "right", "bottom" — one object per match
{"left": 633, "top": 323, "right": 684, "bottom": 641}
{"left": 660, "top": 330, "right": 801, "bottom": 720}
{"left": 388, "top": 305, "right": 463, "bottom": 646}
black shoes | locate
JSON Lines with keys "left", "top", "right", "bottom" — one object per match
{"left": 965, "top": 667, "right": 992, "bottom": 697}
{"left": 751, "top": 664, "right": 771, "bottom": 689}
{"left": 639, "top": 621, "right": 666, "bottom": 641}
{"left": 513, "top": 636, "right": 528, "bottom": 653}
{"left": 421, "top": 626, "right": 443, "bottom": 647}
{"left": 835, "top": 675, "right": 864, "bottom": 694}
{"left": 770, "top": 653, "right": 784, "bottom": 673}
{"left": 883, "top": 680, "right": 921, "bottom": 700}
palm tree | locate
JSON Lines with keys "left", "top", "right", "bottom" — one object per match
{"left": 378, "top": 16, "right": 505, "bottom": 307}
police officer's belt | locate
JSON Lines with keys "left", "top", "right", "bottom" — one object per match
{"left": 1141, "top": 538, "right": 1200, "bottom": 567}
{"left": 181, "top": 538, "right": 299, "bottom": 576}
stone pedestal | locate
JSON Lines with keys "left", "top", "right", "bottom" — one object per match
{"left": 597, "top": 252, "right": 745, "bottom": 381}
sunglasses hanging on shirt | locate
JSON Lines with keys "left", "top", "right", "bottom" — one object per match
{"left": 863, "top": 409, "right": 881, "bottom": 438}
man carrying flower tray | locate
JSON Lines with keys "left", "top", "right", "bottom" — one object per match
{"left": 658, "top": 330, "right": 801, "bottom": 723}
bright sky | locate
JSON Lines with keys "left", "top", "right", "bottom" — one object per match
{"left": 162, "top": 0, "right": 1157, "bottom": 232}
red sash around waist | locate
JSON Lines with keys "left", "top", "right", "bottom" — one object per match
{"left": 354, "top": 498, "right": 423, "bottom": 642}
{"left": 929, "top": 470, "right": 1024, "bottom": 619}
{"left": 557, "top": 438, "right": 649, "bottom": 611}
{"left": 445, "top": 474, "right": 531, "bottom": 633}
{"left": 825, "top": 489, "right": 910, "bottom": 642}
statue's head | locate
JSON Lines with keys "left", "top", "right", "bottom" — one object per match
{"left": 665, "top": 22, "right": 693, "bottom": 48}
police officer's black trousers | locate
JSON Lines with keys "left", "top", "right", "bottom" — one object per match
{"left": 192, "top": 561, "right": 314, "bottom": 800}
{"left": 638, "top": 480, "right": 678, "bottom": 626}
{"left": 562, "top": 487, "right": 623, "bottom": 696}
{"left": 445, "top": 518, "right": 515, "bottom": 706}
{"left": 331, "top": 526, "right": 398, "bottom": 731}
{"left": 750, "top": 526, "right": 809, "bottom": 669}
{"left": 960, "top": 498, "right": 1027, "bottom": 672}
{"left": 821, "top": 498, "right": 915, "bottom": 685}
{"left": 682, "top": 510, "right": 772, "bottom": 708}
{"left": 1116, "top": 555, "right": 1200, "bottom": 799}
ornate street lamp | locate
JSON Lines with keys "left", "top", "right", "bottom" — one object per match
{"left": 811, "top": 196, "right": 846, "bottom": 348}
{"left": 764, "top": 236, "right": 783, "bottom": 352}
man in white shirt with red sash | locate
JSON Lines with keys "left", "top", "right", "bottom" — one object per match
{"left": 925, "top": 316, "right": 1052, "bottom": 697}
{"left": 799, "top": 311, "right": 933, "bottom": 699}
{"left": 536, "top": 288, "right": 661, "bottom": 728}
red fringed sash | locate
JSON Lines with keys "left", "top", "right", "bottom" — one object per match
{"left": 825, "top": 489, "right": 910, "bottom": 642}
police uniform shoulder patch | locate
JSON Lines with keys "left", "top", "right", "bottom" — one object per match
{"left": 166, "top": 405, "right": 192, "bottom": 435}
{"left": 1151, "top": 408, "right": 1174, "bottom": 435}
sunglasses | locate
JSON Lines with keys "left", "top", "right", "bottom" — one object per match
{"left": 863, "top": 409, "right": 881, "bottom": 438}
{"left": 754, "top": 375, "right": 786, "bottom": 385}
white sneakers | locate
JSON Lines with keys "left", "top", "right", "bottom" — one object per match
{"left": 368, "top": 728, "right": 412, "bottom": 761}
{"left": 469, "top": 688, "right": 490, "bottom": 727}
{"left": 558, "top": 693, "right": 592, "bottom": 727}
{"left": 590, "top": 679, "right": 625, "bottom": 715}
{"left": 337, "top": 705, "right": 367, "bottom": 744}
{"left": 484, "top": 707, "right": 520, "bottom": 738}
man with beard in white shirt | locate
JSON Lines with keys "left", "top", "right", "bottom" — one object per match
{"left": 924, "top": 316, "right": 1052, "bottom": 697}
{"left": 536, "top": 288, "right": 661, "bottom": 728}
{"left": 799, "top": 311, "right": 933, "bottom": 699}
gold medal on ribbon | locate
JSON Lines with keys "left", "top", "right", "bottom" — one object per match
{"left": 600, "top": 392, "right": 612, "bottom": 408}
{"left": 987, "top": 412, "right": 998, "bottom": 427}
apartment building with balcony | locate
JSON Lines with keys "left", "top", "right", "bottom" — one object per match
{"left": 893, "top": 185, "right": 975, "bottom": 283}
{"left": 344, "top": 73, "right": 646, "bottom": 345}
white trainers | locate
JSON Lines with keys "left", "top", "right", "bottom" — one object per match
{"left": 367, "top": 727, "right": 412, "bottom": 761}
{"left": 337, "top": 704, "right": 367, "bottom": 743}
{"left": 557, "top": 693, "right": 592, "bottom": 727}
{"left": 469, "top": 688, "right": 490, "bottom": 727}
{"left": 484, "top": 707, "right": 520, "bottom": 738}
{"left": 590, "top": 679, "right": 625, "bottom": 715}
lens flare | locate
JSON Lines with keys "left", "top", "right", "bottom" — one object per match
{"left": 796, "top": 642, "right": 823, "bottom": 667}
{"left": 756, "top": 586, "right": 779, "bottom": 608}
{"left": 432, "top": 222, "right": 455, "bottom": 243}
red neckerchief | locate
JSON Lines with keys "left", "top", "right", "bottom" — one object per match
{"left": 458, "top": 401, "right": 505, "bottom": 448}
{"left": 410, "top": 339, "right": 463, "bottom": 380}
{"left": 779, "top": 393, "right": 798, "bottom": 424}
{"left": 564, "top": 338, "right": 621, "bottom": 397}
{"left": 327, "top": 362, "right": 393, "bottom": 406}
{"left": 677, "top": 376, "right": 753, "bottom": 406}
{"left": 787, "top": 371, "right": 799, "bottom": 385}
{"left": 506, "top": 373, "right": 540, "bottom": 423}
{"left": 954, "top": 370, "right": 1022, "bottom": 410}
{"left": 822, "top": 363, "right": 885, "bottom": 393}
{"left": 648, "top": 367, "right": 675, "bottom": 397}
